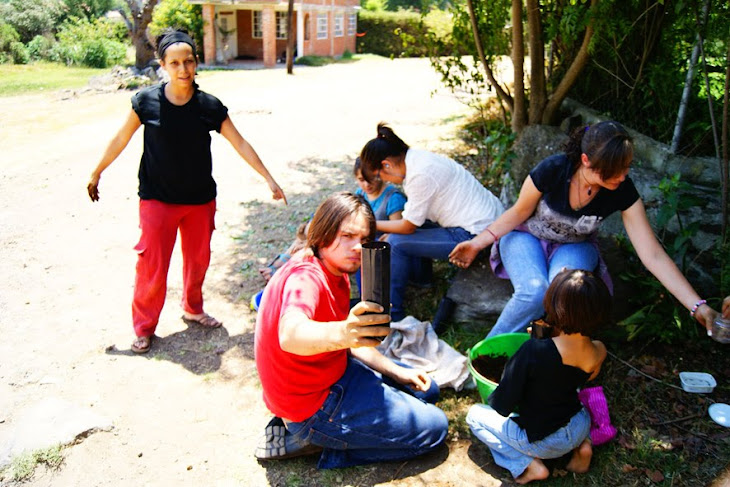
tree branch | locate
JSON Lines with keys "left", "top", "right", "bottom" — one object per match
{"left": 541, "top": 0, "right": 598, "bottom": 125}
{"left": 466, "top": 0, "right": 513, "bottom": 113}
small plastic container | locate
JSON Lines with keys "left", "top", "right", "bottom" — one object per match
{"left": 679, "top": 372, "right": 716, "bottom": 393}
{"left": 712, "top": 317, "right": 730, "bottom": 343}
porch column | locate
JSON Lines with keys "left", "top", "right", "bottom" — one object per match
{"left": 296, "top": 5, "right": 304, "bottom": 59}
{"left": 262, "top": 6, "right": 276, "bottom": 68}
{"left": 202, "top": 4, "right": 216, "bottom": 65}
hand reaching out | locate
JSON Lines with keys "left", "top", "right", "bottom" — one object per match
{"left": 268, "top": 180, "right": 287, "bottom": 205}
{"left": 87, "top": 174, "right": 101, "bottom": 202}
{"left": 449, "top": 240, "right": 480, "bottom": 269}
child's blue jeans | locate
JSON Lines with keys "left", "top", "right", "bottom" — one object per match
{"left": 466, "top": 404, "right": 590, "bottom": 478}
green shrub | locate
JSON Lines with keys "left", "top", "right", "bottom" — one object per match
{"left": 294, "top": 55, "right": 335, "bottom": 66}
{"left": 356, "top": 9, "right": 455, "bottom": 58}
{"left": 26, "top": 35, "right": 55, "bottom": 61}
{"left": 9, "top": 41, "right": 29, "bottom": 64}
{"left": 55, "top": 16, "right": 128, "bottom": 67}
{"left": 341, "top": 49, "right": 353, "bottom": 59}
{"left": 0, "top": 22, "right": 21, "bottom": 52}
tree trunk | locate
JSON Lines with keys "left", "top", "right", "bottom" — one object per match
{"left": 541, "top": 0, "right": 598, "bottom": 125}
{"left": 286, "top": 0, "right": 295, "bottom": 74}
{"left": 526, "top": 0, "right": 546, "bottom": 124}
{"left": 511, "top": 0, "right": 526, "bottom": 133}
{"left": 670, "top": 0, "right": 710, "bottom": 154}
{"left": 466, "top": 0, "right": 513, "bottom": 113}
{"left": 722, "top": 44, "right": 729, "bottom": 241}
{"left": 127, "top": 0, "right": 159, "bottom": 69}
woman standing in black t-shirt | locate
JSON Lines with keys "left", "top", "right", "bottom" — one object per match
{"left": 87, "top": 29, "right": 286, "bottom": 353}
{"left": 449, "top": 121, "right": 717, "bottom": 337}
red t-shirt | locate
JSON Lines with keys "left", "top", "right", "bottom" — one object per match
{"left": 254, "top": 253, "right": 351, "bottom": 421}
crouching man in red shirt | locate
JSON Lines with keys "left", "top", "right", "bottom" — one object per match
{"left": 254, "top": 191, "right": 448, "bottom": 469}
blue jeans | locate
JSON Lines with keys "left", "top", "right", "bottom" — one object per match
{"left": 284, "top": 358, "right": 448, "bottom": 469}
{"left": 389, "top": 224, "right": 473, "bottom": 321}
{"left": 466, "top": 404, "right": 590, "bottom": 479}
{"left": 488, "top": 231, "right": 598, "bottom": 337}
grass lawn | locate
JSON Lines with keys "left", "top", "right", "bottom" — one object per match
{"left": 0, "top": 62, "right": 108, "bottom": 97}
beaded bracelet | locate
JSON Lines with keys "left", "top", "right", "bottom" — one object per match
{"left": 486, "top": 228, "right": 499, "bottom": 242}
{"left": 690, "top": 299, "right": 707, "bottom": 318}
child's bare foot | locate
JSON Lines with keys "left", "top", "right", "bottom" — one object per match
{"left": 566, "top": 439, "right": 592, "bottom": 473}
{"left": 515, "top": 458, "right": 549, "bottom": 484}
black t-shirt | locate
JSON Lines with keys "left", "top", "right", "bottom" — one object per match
{"left": 132, "top": 83, "right": 229, "bottom": 204}
{"left": 488, "top": 338, "right": 591, "bottom": 443}
{"left": 524, "top": 154, "right": 640, "bottom": 243}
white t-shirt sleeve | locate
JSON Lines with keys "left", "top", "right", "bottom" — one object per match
{"left": 401, "top": 173, "right": 438, "bottom": 227}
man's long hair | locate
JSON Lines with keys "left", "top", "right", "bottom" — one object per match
{"left": 307, "top": 192, "right": 375, "bottom": 258}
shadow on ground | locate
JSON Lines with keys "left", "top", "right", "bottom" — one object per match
{"left": 260, "top": 443, "right": 452, "bottom": 486}
{"left": 105, "top": 323, "right": 255, "bottom": 375}
{"left": 219, "top": 156, "right": 354, "bottom": 308}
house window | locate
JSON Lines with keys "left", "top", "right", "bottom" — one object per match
{"left": 348, "top": 13, "right": 356, "bottom": 36}
{"left": 304, "top": 14, "right": 310, "bottom": 40}
{"left": 252, "top": 11, "right": 262, "bottom": 39}
{"left": 317, "top": 13, "right": 327, "bottom": 40}
{"left": 276, "top": 11, "right": 288, "bottom": 39}
{"left": 334, "top": 14, "right": 344, "bottom": 37}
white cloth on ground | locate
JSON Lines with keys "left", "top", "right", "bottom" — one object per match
{"left": 377, "top": 315, "right": 472, "bottom": 391}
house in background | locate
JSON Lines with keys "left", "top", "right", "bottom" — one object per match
{"left": 188, "top": 0, "right": 359, "bottom": 68}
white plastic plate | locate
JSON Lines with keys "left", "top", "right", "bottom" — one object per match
{"left": 709, "top": 403, "right": 730, "bottom": 427}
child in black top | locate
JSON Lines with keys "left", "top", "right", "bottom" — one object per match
{"left": 87, "top": 29, "right": 286, "bottom": 353}
{"left": 466, "top": 269, "right": 610, "bottom": 484}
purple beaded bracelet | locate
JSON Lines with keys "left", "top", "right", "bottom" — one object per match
{"left": 690, "top": 299, "right": 707, "bottom": 318}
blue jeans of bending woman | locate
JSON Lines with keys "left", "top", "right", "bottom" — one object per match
{"left": 283, "top": 358, "right": 448, "bottom": 469}
{"left": 388, "top": 224, "right": 474, "bottom": 322}
{"left": 466, "top": 404, "right": 590, "bottom": 479}
{"left": 488, "top": 230, "right": 598, "bottom": 337}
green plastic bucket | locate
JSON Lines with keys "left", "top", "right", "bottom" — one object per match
{"left": 468, "top": 333, "right": 530, "bottom": 402}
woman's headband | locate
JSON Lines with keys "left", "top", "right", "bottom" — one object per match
{"left": 158, "top": 31, "right": 196, "bottom": 58}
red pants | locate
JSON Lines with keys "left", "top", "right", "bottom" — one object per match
{"left": 132, "top": 199, "right": 216, "bottom": 337}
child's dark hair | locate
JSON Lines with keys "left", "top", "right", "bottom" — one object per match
{"left": 352, "top": 157, "right": 362, "bottom": 176}
{"left": 155, "top": 28, "right": 197, "bottom": 61}
{"left": 563, "top": 121, "right": 633, "bottom": 181}
{"left": 543, "top": 269, "right": 611, "bottom": 336}
{"left": 359, "top": 123, "right": 409, "bottom": 183}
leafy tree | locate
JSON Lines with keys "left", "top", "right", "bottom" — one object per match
{"left": 0, "top": 0, "right": 64, "bottom": 43}
{"left": 61, "top": 0, "right": 116, "bottom": 20}
{"left": 112, "top": 0, "right": 159, "bottom": 68}
{"left": 148, "top": 0, "right": 202, "bottom": 55}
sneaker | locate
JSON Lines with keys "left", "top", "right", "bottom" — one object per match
{"left": 254, "top": 417, "right": 322, "bottom": 460}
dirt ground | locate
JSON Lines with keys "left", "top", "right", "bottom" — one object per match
{"left": 0, "top": 57, "right": 511, "bottom": 486}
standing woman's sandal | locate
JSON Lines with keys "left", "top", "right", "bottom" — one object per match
{"left": 182, "top": 313, "right": 223, "bottom": 328}
{"left": 131, "top": 336, "right": 152, "bottom": 354}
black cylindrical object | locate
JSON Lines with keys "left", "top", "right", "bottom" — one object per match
{"left": 361, "top": 241, "right": 391, "bottom": 324}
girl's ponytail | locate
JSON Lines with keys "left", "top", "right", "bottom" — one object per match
{"left": 359, "top": 123, "right": 410, "bottom": 182}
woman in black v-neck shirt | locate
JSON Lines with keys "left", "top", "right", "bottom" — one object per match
{"left": 467, "top": 269, "right": 610, "bottom": 484}
{"left": 449, "top": 121, "right": 717, "bottom": 338}
{"left": 87, "top": 30, "right": 287, "bottom": 354}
